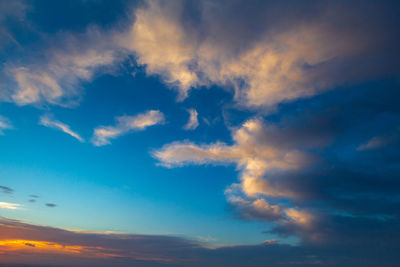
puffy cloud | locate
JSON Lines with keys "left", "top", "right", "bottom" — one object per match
{"left": 183, "top": 108, "right": 199, "bottom": 130}
{"left": 154, "top": 118, "right": 313, "bottom": 226}
{"left": 40, "top": 115, "right": 84, "bottom": 142}
{"left": 3, "top": 0, "right": 399, "bottom": 110}
{"left": 0, "top": 202, "right": 21, "bottom": 210}
{"left": 92, "top": 110, "right": 165, "bottom": 146}
{"left": 118, "top": 0, "right": 399, "bottom": 110}
{"left": 0, "top": 115, "right": 12, "bottom": 134}
{"left": 118, "top": 0, "right": 197, "bottom": 99}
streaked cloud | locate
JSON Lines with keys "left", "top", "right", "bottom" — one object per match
{"left": 0, "top": 115, "right": 12, "bottom": 134}
{"left": 92, "top": 110, "right": 165, "bottom": 146}
{"left": 183, "top": 109, "right": 199, "bottom": 130}
{"left": 45, "top": 203, "right": 56, "bottom": 208}
{"left": 0, "top": 186, "right": 13, "bottom": 194}
{"left": 40, "top": 115, "right": 84, "bottom": 142}
{"left": 357, "top": 133, "right": 398, "bottom": 151}
{"left": 1, "top": 216, "right": 398, "bottom": 266}
{"left": 6, "top": 29, "right": 120, "bottom": 107}
{"left": 0, "top": 202, "right": 21, "bottom": 210}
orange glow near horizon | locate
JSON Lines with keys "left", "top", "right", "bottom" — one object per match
{"left": 0, "top": 239, "right": 119, "bottom": 258}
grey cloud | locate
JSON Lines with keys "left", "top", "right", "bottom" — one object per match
{"left": 0, "top": 185, "right": 13, "bottom": 194}
{"left": 0, "top": 217, "right": 399, "bottom": 267}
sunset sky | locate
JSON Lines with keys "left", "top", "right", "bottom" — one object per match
{"left": 1, "top": 0, "right": 400, "bottom": 266}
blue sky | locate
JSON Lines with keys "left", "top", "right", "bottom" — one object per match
{"left": 0, "top": 0, "right": 400, "bottom": 266}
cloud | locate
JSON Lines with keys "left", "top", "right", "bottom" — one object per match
{"left": 0, "top": 115, "right": 12, "bottom": 134}
{"left": 2, "top": 0, "right": 399, "bottom": 111}
{"left": 183, "top": 109, "right": 199, "bottom": 130}
{"left": 92, "top": 110, "right": 165, "bottom": 146}
{"left": 0, "top": 186, "right": 13, "bottom": 194}
{"left": 154, "top": 118, "right": 313, "bottom": 226}
{"left": 39, "top": 115, "right": 84, "bottom": 142}
{"left": 4, "top": 27, "right": 121, "bottom": 107}
{"left": 0, "top": 216, "right": 399, "bottom": 266}
{"left": 45, "top": 203, "right": 56, "bottom": 208}
{"left": 154, "top": 81, "right": 400, "bottom": 239}
{"left": 118, "top": 0, "right": 400, "bottom": 110}
{"left": 357, "top": 133, "right": 399, "bottom": 151}
{"left": 0, "top": 202, "right": 21, "bottom": 210}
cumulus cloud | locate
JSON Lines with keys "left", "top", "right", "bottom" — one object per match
{"left": 117, "top": 0, "right": 399, "bottom": 110}
{"left": 92, "top": 110, "right": 165, "bottom": 146}
{"left": 154, "top": 118, "right": 313, "bottom": 226}
{"left": 0, "top": 202, "right": 21, "bottom": 210}
{"left": 40, "top": 115, "right": 84, "bottom": 142}
{"left": 183, "top": 108, "right": 199, "bottom": 130}
{"left": 2, "top": 0, "right": 399, "bottom": 110}
{"left": 0, "top": 115, "right": 12, "bottom": 134}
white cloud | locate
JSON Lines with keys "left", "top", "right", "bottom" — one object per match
{"left": 92, "top": 110, "right": 165, "bottom": 146}
{"left": 154, "top": 118, "right": 313, "bottom": 225}
{"left": 0, "top": 115, "right": 12, "bottom": 134}
{"left": 0, "top": 202, "right": 21, "bottom": 210}
{"left": 183, "top": 109, "right": 199, "bottom": 130}
{"left": 40, "top": 115, "right": 84, "bottom": 142}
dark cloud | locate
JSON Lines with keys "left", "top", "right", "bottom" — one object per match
{"left": 0, "top": 217, "right": 399, "bottom": 267}
{"left": 0, "top": 185, "right": 13, "bottom": 194}
{"left": 45, "top": 203, "right": 56, "bottom": 208}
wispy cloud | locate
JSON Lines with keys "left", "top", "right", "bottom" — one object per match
{"left": 6, "top": 30, "right": 119, "bottom": 107}
{"left": 40, "top": 115, "right": 84, "bottom": 142}
{"left": 0, "top": 186, "right": 13, "bottom": 194}
{"left": 183, "top": 109, "right": 199, "bottom": 130}
{"left": 0, "top": 115, "right": 12, "bottom": 134}
{"left": 92, "top": 110, "right": 165, "bottom": 146}
{"left": 0, "top": 202, "right": 21, "bottom": 210}
{"left": 357, "top": 133, "right": 399, "bottom": 151}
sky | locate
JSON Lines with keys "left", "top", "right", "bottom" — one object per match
{"left": 0, "top": 0, "right": 400, "bottom": 266}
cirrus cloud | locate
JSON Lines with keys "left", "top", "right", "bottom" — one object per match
{"left": 92, "top": 110, "right": 165, "bottom": 146}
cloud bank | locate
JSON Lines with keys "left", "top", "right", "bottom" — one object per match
{"left": 0, "top": 217, "right": 399, "bottom": 266}
{"left": 2, "top": 0, "right": 399, "bottom": 110}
